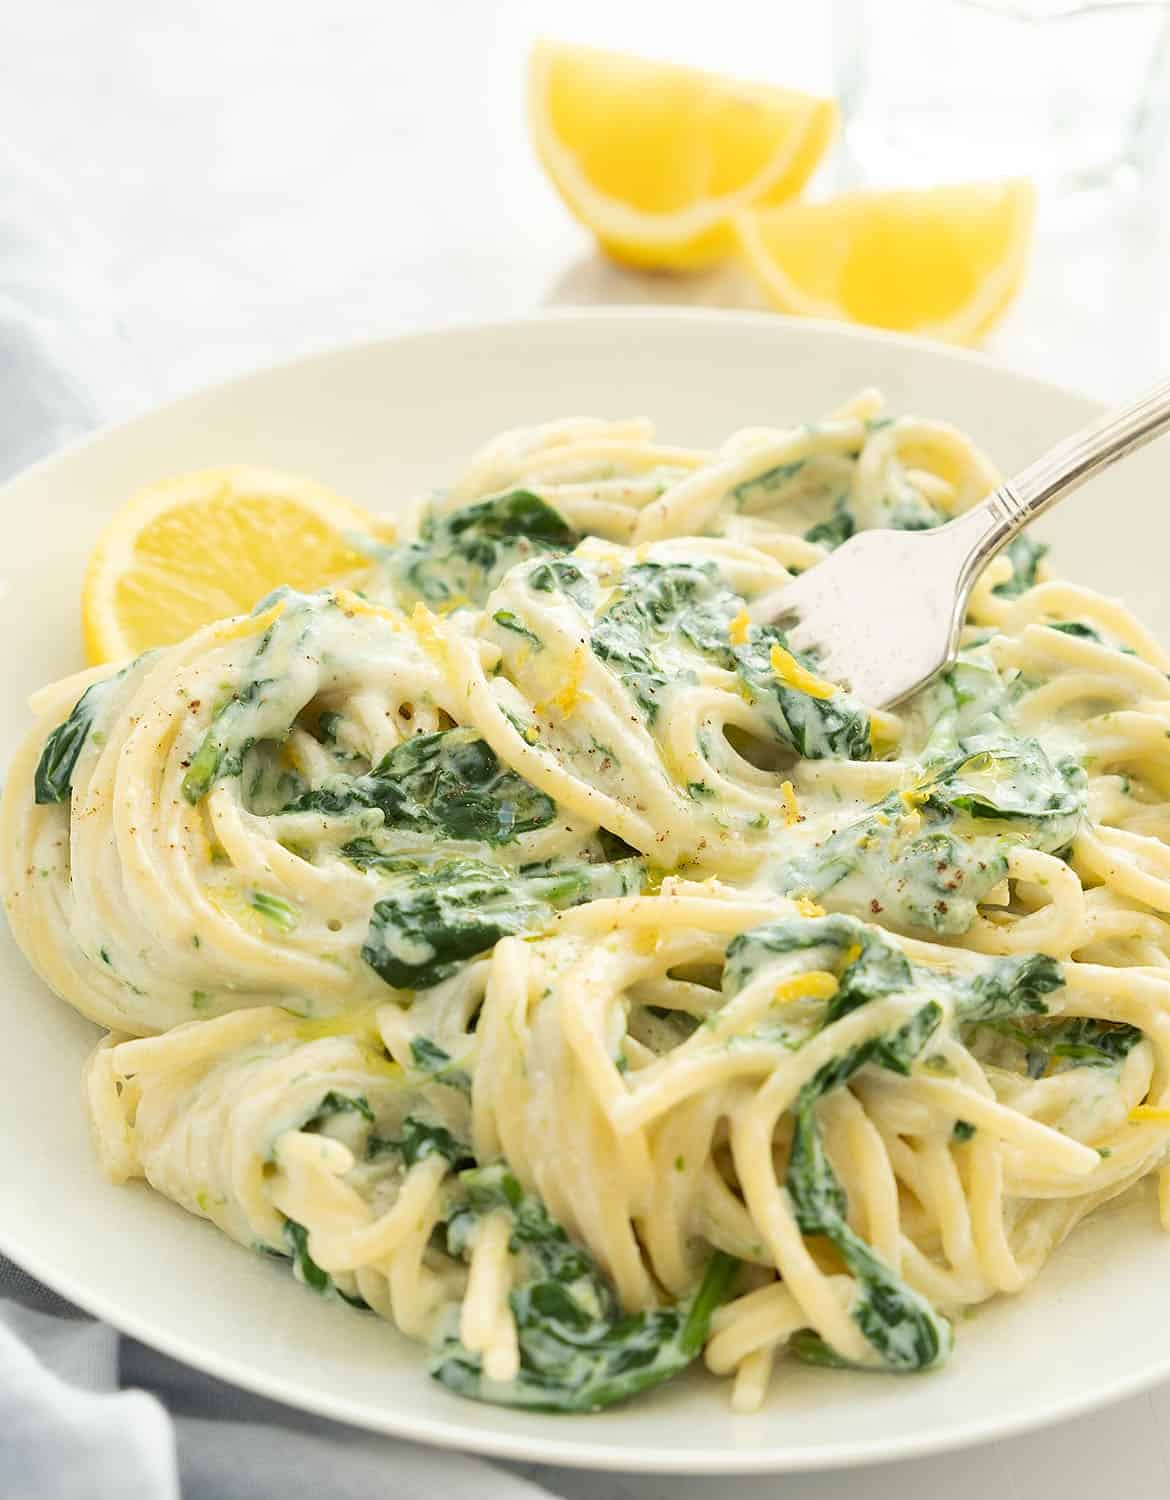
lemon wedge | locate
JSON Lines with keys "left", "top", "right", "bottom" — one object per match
{"left": 735, "top": 180, "right": 1034, "bottom": 345}
{"left": 528, "top": 40, "right": 836, "bottom": 270}
{"left": 82, "top": 467, "right": 376, "bottom": 663}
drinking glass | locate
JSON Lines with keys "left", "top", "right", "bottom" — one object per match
{"left": 832, "top": 0, "right": 1170, "bottom": 191}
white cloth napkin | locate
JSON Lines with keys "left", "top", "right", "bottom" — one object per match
{"left": 0, "top": 1257, "right": 560, "bottom": 1500}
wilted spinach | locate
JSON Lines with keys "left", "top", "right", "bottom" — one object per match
{"left": 966, "top": 1013, "right": 1142, "bottom": 1078}
{"left": 993, "top": 534, "right": 1048, "bottom": 598}
{"left": 362, "top": 855, "right": 642, "bottom": 991}
{"left": 282, "top": 1219, "right": 367, "bottom": 1308}
{"left": 589, "top": 559, "right": 871, "bottom": 759}
{"left": 34, "top": 675, "right": 121, "bottom": 804}
{"left": 388, "top": 490, "right": 579, "bottom": 608}
{"left": 286, "top": 726, "right": 556, "bottom": 845}
{"left": 781, "top": 738, "right": 1086, "bottom": 935}
{"left": 723, "top": 914, "right": 1068, "bottom": 1371}
{"left": 431, "top": 1164, "right": 737, "bottom": 1411}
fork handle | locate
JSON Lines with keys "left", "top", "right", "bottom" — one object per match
{"left": 950, "top": 373, "right": 1170, "bottom": 586}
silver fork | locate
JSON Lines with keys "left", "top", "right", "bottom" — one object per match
{"left": 753, "top": 376, "right": 1170, "bottom": 709}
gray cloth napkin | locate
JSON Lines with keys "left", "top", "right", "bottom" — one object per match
{"left": 0, "top": 1256, "right": 560, "bottom": 1500}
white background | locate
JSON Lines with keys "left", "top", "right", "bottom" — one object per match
{"left": 8, "top": 0, "right": 1170, "bottom": 412}
{"left": 5, "top": 2, "right": 1170, "bottom": 1494}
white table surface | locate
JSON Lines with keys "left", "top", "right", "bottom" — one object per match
{"left": 6, "top": 2, "right": 1170, "bottom": 1494}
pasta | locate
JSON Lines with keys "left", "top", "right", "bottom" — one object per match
{"left": 7, "top": 391, "right": 1170, "bottom": 1415}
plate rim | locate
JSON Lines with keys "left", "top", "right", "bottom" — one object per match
{"left": 0, "top": 306, "right": 1107, "bottom": 503}
{"left": 4, "top": 307, "right": 1150, "bottom": 1476}
{"left": 1, "top": 1208, "right": 1163, "bottom": 1476}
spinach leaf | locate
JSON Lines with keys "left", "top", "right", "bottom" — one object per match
{"left": 589, "top": 559, "right": 871, "bottom": 760}
{"left": 967, "top": 1014, "right": 1142, "bottom": 1078}
{"left": 409, "top": 1035, "right": 472, "bottom": 1093}
{"left": 432, "top": 1164, "right": 738, "bottom": 1411}
{"left": 398, "top": 1116, "right": 474, "bottom": 1168}
{"left": 722, "top": 917, "right": 1069, "bottom": 1369}
{"left": 282, "top": 1219, "right": 367, "bottom": 1308}
{"left": 922, "top": 741, "right": 1086, "bottom": 848}
{"left": 34, "top": 677, "right": 117, "bottom": 804}
{"left": 287, "top": 727, "right": 556, "bottom": 845}
{"left": 183, "top": 676, "right": 269, "bottom": 803}
{"left": 729, "top": 459, "right": 805, "bottom": 510}
{"left": 362, "top": 856, "right": 642, "bottom": 991}
{"left": 734, "top": 624, "right": 872, "bottom": 760}
{"left": 781, "top": 799, "right": 1011, "bottom": 935}
{"left": 442, "top": 491, "right": 575, "bottom": 546}
{"left": 302, "top": 1091, "right": 375, "bottom": 1131}
{"left": 993, "top": 534, "right": 1048, "bottom": 598}
{"left": 1045, "top": 620, "right": 1136, "bottom": 655}
{"left": 785, "top": 1005, "right": 952, "bottom": 1372}
{"left": 389, "top": 490, "right": 578, "bottom": 608}
{"left": 590, "top": 561, "right": 715, "bottom": 724}
{"left": 492, "top": 610, "right": 543, "bottom": 648}
{"left": 367, "top": 1113, "right": 474, "bottom": 1167}
{"left": 527, "top": 558, "right": 595, "bottom": 609}
{"left": 724, "top": 913, "right": 911, "bottom": 1013}
{"left": 339, "top": 839, "right": 436, "bottom": 873}
{"left": 284, "top": 1218, "right": 330, "bottom": 1293}
{"left": 887, "top": 498, "right": 947, "bottom": 532}
{"left": 804, "top": 507, "right": 855, "bottom": 550}
{"left": 1049, "top": 621, "right": 1101, "bottom": 641}
{"left": 781, "top": 737, "right": 1086, "bottom": 936}
{"left": 727, "top": 915, "right": 1064, "bottom": 1028}
{"left": 243, "top": 750, "right": 308, "bottom": 815}
{"left": 950, "top": 951, "right": 1064, "bottom": 1023}
{"left": 317, "top": 710, "right": 345, "bottom": 744}
{"left": 363, "top": 858, "right": 549, "bottom": 991}
{"left": 596, "top": 827, "right": 641, "bottom": 863}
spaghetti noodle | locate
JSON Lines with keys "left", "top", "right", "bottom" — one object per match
{"left": 7, "top": 391, "right": 1170, "bottom": 1413}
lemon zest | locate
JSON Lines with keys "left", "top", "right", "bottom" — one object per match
{"left": 333, "top": 589, "right": 403, "bottom": 627}
{"left": 552, "top": 648, "right": 589, "bottom": 718}
{"left": 211, "top": 598, "right": 286, "bottom": 646}
{"left": 769, "top": 642, "right": 837, "bottom": 700}
{"left": 295, "top": 1004, "right": 384, "bottom": 1046}
{"left": 410, "top": 602, "right": 448, "bottom": 663}
{"left": 774, "top": 972, "right": 838, "bottom": 1006}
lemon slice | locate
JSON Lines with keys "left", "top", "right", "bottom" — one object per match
{"left": 82, "top": 467, "right": 377, "bottom": 663}
{"left": 528, "top": 41, "right": 836, "bottom": 270}
{"left": 735, "top": 180, "right": 1034, "bottom": 345}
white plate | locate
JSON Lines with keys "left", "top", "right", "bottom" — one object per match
{"left": 3, "top": 310, "right": 1169, "bottom": 1475}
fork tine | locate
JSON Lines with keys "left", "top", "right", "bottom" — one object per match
{"left": 758, "top": 519, "right": 1004, "bottom": 708}
{"left": 818, "top": 657, "right": 855, "bottom": 691}
{"left": 784, "top": 621, "right": 824, "bottom": 657}
{"left": 751, "top": 584, "right": 801, "bottom": 626}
